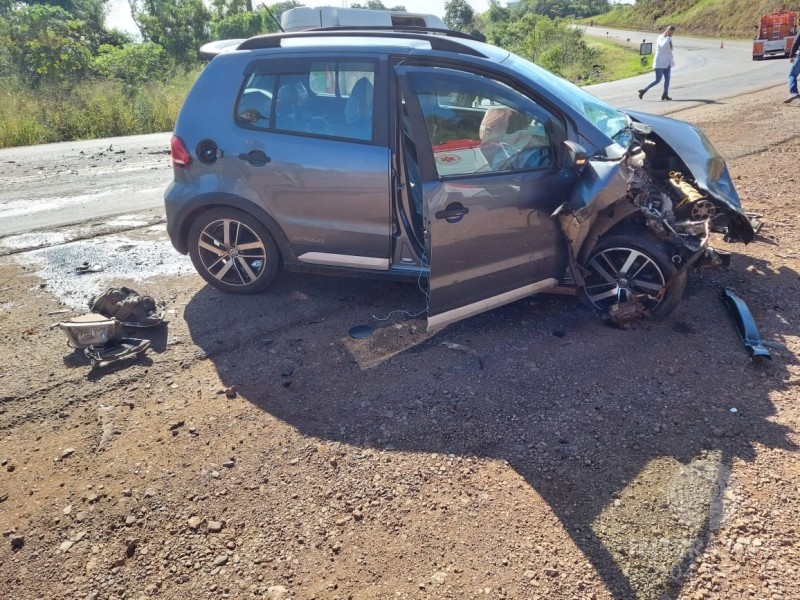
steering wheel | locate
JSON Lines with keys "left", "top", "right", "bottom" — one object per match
{"left": 494, "top": 144, "right": 550, "bottom": 171}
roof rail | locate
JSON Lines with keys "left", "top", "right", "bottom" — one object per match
{"left": 311, "top": 25, "right": 481, "bottom": 41}
{"left": 237, "top": 28, "right": 488, "bottom": 58}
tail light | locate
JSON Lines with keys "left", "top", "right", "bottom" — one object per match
{"left": 170, "top": 135, "right": 192, "bottom": 167}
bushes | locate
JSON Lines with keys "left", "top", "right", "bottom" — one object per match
{"left": 92, "top": 43, "right": 173, "bottom": 86}
{"left": 489, "top": 13, "right": 600, "bottom": 79}
{"left": 0, "top": 70, "right": 199, "bottom": 147}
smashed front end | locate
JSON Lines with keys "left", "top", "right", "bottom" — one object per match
{"left": 555, "top": 112, "right": 755, "bottom": 322}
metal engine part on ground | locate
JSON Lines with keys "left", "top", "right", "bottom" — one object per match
{"left": 84, "top": 338, "right": 151, "bottom": 368}
{"left": 89, "top": 286, "right": 165, "bottom": 328}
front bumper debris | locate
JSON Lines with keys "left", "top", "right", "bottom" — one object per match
{"left": 721, "top": 288, "right": 771, "bottom": 360}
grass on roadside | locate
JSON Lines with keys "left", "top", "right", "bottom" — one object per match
{"left": 581, "top": 35, "right": 653, "bottom": 84}
{"left": 0, "top": 70, "right": 200, "bottom": 148}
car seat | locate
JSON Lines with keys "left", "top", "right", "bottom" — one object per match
{"left": 276, "top": 80, "right": 309, "bottom": 130}
{"left": 343, "top": 77, "right": 374, "bottom": 140}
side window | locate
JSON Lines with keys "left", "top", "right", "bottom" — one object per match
{"left": 236, "top": 62, "right": 376, "bottom": 141}
{"left": 411, "top": 72, "right": 561, "bottom": 177}
{"left": 236, "top": 73, "right": 276, "bottom": 129}
{"left": 325, "top": 62, "right": 375, "bottom": 141}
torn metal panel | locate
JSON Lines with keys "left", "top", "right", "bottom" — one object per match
{"left": 558, "top": 157, "right": 630, "bottom": 255}
{"left": 721, "top": 289, "right": 772, "bottom": 360}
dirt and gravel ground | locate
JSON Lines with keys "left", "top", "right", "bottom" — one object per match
{"left": 1, "top": 85, "right": 799, "bottom": 600}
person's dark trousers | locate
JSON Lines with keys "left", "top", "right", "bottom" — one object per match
{"left": 639, "top": 66, "right": 672, "bottom": 99}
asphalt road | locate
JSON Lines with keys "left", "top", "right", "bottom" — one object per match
{"left": 581, "top": 26, "right": 788, "bottom": 109}
{"left": 0, "top": 29, "right": 789, "bottom": 238}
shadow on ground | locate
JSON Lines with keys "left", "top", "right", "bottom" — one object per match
{"left": 183, "top": 256, "right": 797, "bottom": 599}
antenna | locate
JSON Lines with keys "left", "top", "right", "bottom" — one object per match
{"left": 260, "top": 3, "right": 285, "bottom": 32}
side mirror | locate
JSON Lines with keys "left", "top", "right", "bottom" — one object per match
{"left": 559, "top": 140, "right": 588, "bottom": 171}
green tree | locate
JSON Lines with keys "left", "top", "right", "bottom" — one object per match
{"left": 486, "top": 0, "right": 509, "bottom": 24}
{"left": 33, "top": 0, "right": 107, "bottom": 33}
{"left": 1, "top": 0, "right": 118, "bottom": 51}
{"left": 131, "top": 0, "right": 211, "bottom": 63}
{"left": 92, "top": 41, "right": 172, "bottom": 85}
{"left": 212, "top": 9, "right": 264, "bottom": 39}
{"left": 444, "top": 0, "right": 473, "bottom": 31}
{"left": 210, "top": 0, "right": 250, "bottom": 19}
{"left": 489, "top": 11, "right": 596, "bottom": 77}
{"left": 1, "top": 4, "right": 92, "bottom": 84}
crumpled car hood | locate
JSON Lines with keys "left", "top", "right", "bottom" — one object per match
{"left": 626, "top": 110, "right": 754, "bottom": 243}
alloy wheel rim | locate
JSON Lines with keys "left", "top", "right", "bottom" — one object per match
{"left": 196, "top": 219, "right": 267, "bottom": 286}
{"left": 583, "top": 247, "right": 666, "bottom": 312}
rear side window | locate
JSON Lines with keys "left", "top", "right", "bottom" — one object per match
{"left": 236, "top": 73, "right": 276, "bottom": 129}
{"left": 236, "top": 61, "right": 375, "bottom": 142}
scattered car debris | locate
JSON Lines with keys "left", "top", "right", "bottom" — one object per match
{"left": 75, "top": 262, "right": 103, "bottom": 274}
{"left": 55, "top": 287, "right": 166, "bottom": 368}
{"left": 83, "top": 338, "right": 151, "bottom": 368}
{"left": 720, "top": 288, "right": 771, "bottom": 360}
{"left": 89, "top": 286, "right": 165, "bottom": 327}
{"left": 746, "top": 211, "right": 764, "bottom": 234}
{"left": 605, "top": 299, "right": 649, "bottom": 327}
{"left": 57, "top": 313, "right": 151, "bottom": 367}
{"left": 348, "top": 324, "right": 374, "bottom": 339}
{"left": 58, "top": 314, "right": 124, "bottom": 349}
{"left": 441, "top": 341, "right": 484, "bottom": 369}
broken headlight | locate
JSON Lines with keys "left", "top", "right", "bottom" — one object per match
{"left": 58, "top": 314, "right": 123, "bottom": 349}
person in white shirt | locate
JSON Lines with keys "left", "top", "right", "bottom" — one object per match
{"left": 638, "top": 25, "right": 676, "bottom": 101}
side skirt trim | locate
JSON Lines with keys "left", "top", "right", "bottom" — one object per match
{"left": 298, "top": 252, "right": 390, "bottom": 271}
{"left": 427, "top": 278, "right": 560, "bottom": 332}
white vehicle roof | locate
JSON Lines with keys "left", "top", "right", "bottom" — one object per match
{"left": 280, "top": 6, "right": 446, "bottom": 32}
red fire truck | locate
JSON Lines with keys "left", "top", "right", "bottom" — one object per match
{"left": 753, "top": 10, "right": 798, "bottom": 60}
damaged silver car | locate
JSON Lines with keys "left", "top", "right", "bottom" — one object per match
{"left": 164, "top": 26, "right": 754, "bottom": 331}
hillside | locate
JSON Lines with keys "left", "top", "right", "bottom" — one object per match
{"left": 594, "top": 0, "right": 797, "bottom": 39}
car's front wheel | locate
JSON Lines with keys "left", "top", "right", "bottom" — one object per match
{"left": 188, "top": 207, "right": 280, "bottom": 294}
{"left": 579, "top": 231, "right": 686, "bottom": 321}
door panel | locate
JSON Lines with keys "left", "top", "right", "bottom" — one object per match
{"left": 232, "top": 61, "right": 392, "bottom": 262}
{"left": 396, "top": 66, "right": 575, "bottom": 329}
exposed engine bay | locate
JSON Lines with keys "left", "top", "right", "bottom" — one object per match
{"left": 555, "top": 116, "right": 757, "bottom": 324}
{"left": 627, "top": 143, "right": 724, "bottom": 270}
{"left": 625, "top": 124, "right": 754, "bottom": 269}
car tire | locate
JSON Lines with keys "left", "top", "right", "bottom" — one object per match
{"left": 188, "top": 207, "right": 280, "bottom": 294}
{"left": 579, "top": 231, "right": 686, "bottom": 321}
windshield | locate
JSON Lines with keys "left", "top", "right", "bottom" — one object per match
{"left": 502, "top": 53, "right": 633, "bottom": 148}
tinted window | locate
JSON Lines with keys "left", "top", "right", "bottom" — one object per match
{"left": 236, "top": 73, "right": 276, "bottom": 128}
{"left": 235, "top": 62, "right": 376, "bottom": 141}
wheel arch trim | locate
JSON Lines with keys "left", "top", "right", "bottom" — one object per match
{"left": 574, "top": 203, "right": 641, "bottom": 265}
{"left": 169, "top": 193, "right": 294, "bottom": 262}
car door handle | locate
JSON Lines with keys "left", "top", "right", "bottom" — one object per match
{"left": 435, "top": 203, "right": 469, "bottom": 223}
{"left": 238, "top": 150, "right": 271, "bottom": 166}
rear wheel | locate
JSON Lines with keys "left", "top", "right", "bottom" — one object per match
{"left": 188, "top": 207, "right": 280, "bottom": 294}
{"left": 579, "top": 231, "right": 686, "bottom": 321}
